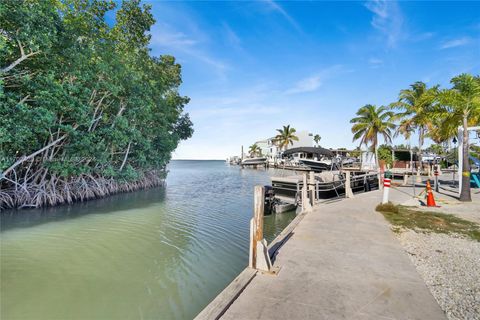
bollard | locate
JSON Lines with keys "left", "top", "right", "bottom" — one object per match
{"left": 403, "top": 164, "right": 409, "bottom": 185}
{"left": 309, "top": 171, "right": 315, "bottom": 205}
{"left": 382, "top": 171, "right": 392, "bottom": 204}
{"left": 302, "top": 173, "right": 312, "bottom": 212}
{"left": 249, "top": 185, "right": 273, "bottom": 272}
{"left": 434, "top": 165, "right": 440, "bottom": 192}
{"left": 416, "top": 168, "right": 422, "bottom": 183}
{"left": 345, "top": 171, "right": 354, "bottom": 198}
{"left": 403, "top": 173, "right": 408, "bottom": 186}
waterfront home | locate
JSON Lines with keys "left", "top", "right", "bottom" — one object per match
{"left": 254, "top": 131, "right": 316, "bottom": 164}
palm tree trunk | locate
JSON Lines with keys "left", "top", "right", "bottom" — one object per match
{"left": 374, "top": 141, "right": 382, "bottom": 189}
{"left": 459, "top": 115, "right": 471, "bottom": 201}
{"left": 416, "top": 128, "right": 424, "bottom": 182}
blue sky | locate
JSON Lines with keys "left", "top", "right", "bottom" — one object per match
{"left": 144, "top": 0, "right": 480, "bottom": 159}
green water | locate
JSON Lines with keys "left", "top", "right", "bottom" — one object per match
{"left": 0, "top": 160, "right": 296, "bottom": 320}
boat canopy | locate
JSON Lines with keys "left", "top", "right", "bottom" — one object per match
{"left": 282, "top": 147, "right": 333, "bottom": 158}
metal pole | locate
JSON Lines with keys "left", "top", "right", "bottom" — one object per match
{"left": 410, "top": 140, "right": 415, "bottom": 197}
{"left": 458, "top": 127, "right": 463, "bottom": 195}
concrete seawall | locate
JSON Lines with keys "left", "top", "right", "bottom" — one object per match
{"left": 197, "top": 189, "right": 446, "bottom": 319}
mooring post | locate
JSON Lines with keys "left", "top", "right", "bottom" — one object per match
{"left": 434, "top": 164, "right": 440, "bottom": 192}
{"left": 403, "top": 164, "right": 409, "bottom": 185}
{"left": 249, "top": 185, "right": 273, "bottom": 272}
{"left": 345, "top": 171, "right": 354, "bottom": 198}
{"left": 416, "top": 161, "right": 422, "bottom": 183}
{"left": 382, "top": 171, "right": 391, "bottom": 204}
{"left": 249, "top": 185, "right": 264, "bottom": 269}
{"left": 302, "top": 173, "right": 312, "bottom": 212}
{"left": 308, "top": 171, "right": 315, "bottom": 205}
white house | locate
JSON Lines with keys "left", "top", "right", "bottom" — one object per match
{"left": 289, "top": 131, "right": 314, "bottom": 149}
{"left": 255, "top": 138, "right": 279, "bottom": 159}
{"left": 252, "top": 130, "right": 314, "bottom": 162}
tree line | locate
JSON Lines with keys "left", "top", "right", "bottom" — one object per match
{"left": 350, "top": 74, "right": 480, "bottom": 202}
{"left": 0, "top": 0, "right": 193, "bottom": 209}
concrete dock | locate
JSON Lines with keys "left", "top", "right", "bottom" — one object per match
{"left": 220, "top": 189, "right": 446, "bottom": 319}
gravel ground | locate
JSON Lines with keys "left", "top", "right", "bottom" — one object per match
{"left": 396, "top": 230, "right": 480, "bottom": 320}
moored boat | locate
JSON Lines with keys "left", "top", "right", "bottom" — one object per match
{"left": 241, "top": 157, "right": 267, "bottom": 166}
{"left": 298, "top": 158, "right": 335, "bottom": 171}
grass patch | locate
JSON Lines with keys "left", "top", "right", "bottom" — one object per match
{"left": 376, "top": 203, "right": 480, "bottom": 242}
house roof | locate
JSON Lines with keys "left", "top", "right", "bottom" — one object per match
{"left": 282, "top": 146, "right": 333, "bottom": 157}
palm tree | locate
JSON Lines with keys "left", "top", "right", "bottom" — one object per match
{"left": 314, "top": 134, "right": 321, "bottom": 146}
{"left": 248, "top": 143, "right": 261, "bottom": 157}
{"left": 437, "top": 73, "right": 480, "bottom": 202}
{"left": 350, "top": 104, "right": 396, "bottom": 171}
{"left": 274, "top": 125, "right": 299, "bottom": 151}
{"left": 390, "top": 82, "right": 438, "bottom": 154}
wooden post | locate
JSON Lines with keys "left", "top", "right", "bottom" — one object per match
{"left": 302, "top": 173, "right": 312, "bottom": 212}
{"left": 345, "top": 171, "right": 354, "bottom": 198}
{"left": 248, "top": 218, "right": 255, "bottom": 268}
{"left": 309, "top": 171, "right": 315, "bottom": 205}
{"left": 403, "top": 163, "right": 409, "bottom": 185}
{"left": 250, "top": 185, "right": 265, "bottom": 269}
{"left": 249, "top": 185, "right": 274, "bottom": 273}
{"left": 416, "top": 161, "right": 422, "bottom": 183}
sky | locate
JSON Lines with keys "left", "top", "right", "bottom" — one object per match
{"left": 144, "top": 0, "right": 480, "bottom": 160}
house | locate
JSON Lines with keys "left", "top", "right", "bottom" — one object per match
{"left": 252, "top": 130, "right": 315, "bottom": 163}
{"left": 289, "top": 131, "right": 314, "bottom": 149}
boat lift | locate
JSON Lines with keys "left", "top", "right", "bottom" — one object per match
{"left": 270, "top": 170, "right": 379, "bottom": 207}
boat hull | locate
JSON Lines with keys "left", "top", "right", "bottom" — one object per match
{"left": 298, "top": 159, "right": 331, "bottom": 171}
{"left": 242, "top": 157, "right": 267, "bottom": 165}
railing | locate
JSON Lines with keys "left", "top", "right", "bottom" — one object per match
{"left": 272, "top": 171, "right": 379, "bottom": 206}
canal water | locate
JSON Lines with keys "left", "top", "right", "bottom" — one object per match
{"left": 0, "top": 160, "right": 296, "bottom": 320}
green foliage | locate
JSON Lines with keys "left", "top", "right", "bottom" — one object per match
{"left": 377, "top": 144, "right": 393, "bottom": 166}
{"left": 425, "top": 144, "right": 444, "bottom": 155}
{"left": 274, "top": 125, "right": 299, "bottom": 150}
{"left": 350, "top": 105, "right": 395, "bottom": 148}
{"left": 0, "top": 0, "right": 193, "bottom": 184}
{"left": 390, "top": 81, "right": 438, "bottom": 148}
{"left": 248, "top": 144, "right": 261, "bottom": 157}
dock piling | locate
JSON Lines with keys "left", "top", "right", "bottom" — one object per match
{"left": 345, "top": 171, "right": 354, "bottom": 198}
{"left": 308, "top": 171, "right": 315, "bottom": 204}
{"left": 302, "top": 173, "right": 312, "bottom": 212}
{"left": 249, "top": 185, "right": 273, "bottom": 272}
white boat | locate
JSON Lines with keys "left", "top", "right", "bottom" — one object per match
{"left": 242, "top": 157, "right": 267, "bottom": 165}
{"left": 298, "top": 158, "right": 333, "bottom": 171}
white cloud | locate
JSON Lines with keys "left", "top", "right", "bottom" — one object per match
{"left": 368, "top": 58, "right": 383, "bottom": 68}
{"left": 440, "top": 37, "right": 471, "bottom": 49}
{"left": 286, "top": 75, "right": 323, "bottom": 94}
{"left": 264, "top": 0, "right": 302, "bottom": 33}
{"left": 150, "top": 29, "right": 197, "bottom": 47}
{"left": 365, "top": 0, "right": 404, "bottom": 48}
{"left": 410, "top": 32, "right": 435, "bottom": 42}
{"left": 286, "top": 65, "right": 349, "bottom": 94}
{"left": 149, "top": 22, "right": 229, "bottom": 75}
{"left": 222, "top": 23, "right": 242, "bottom": 48}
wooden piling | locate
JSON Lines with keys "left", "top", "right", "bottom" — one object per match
{"left": 302, "top": 173, "right": 312, "bottom": 212}
{"left": 345, "top": 171, "right": 354, "bottom": 198}
{"left": 309, "top": 171, "right": 315, "bottom": 205}
{"left": 250, "top": 185, "right": 265, "bottom": 269}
